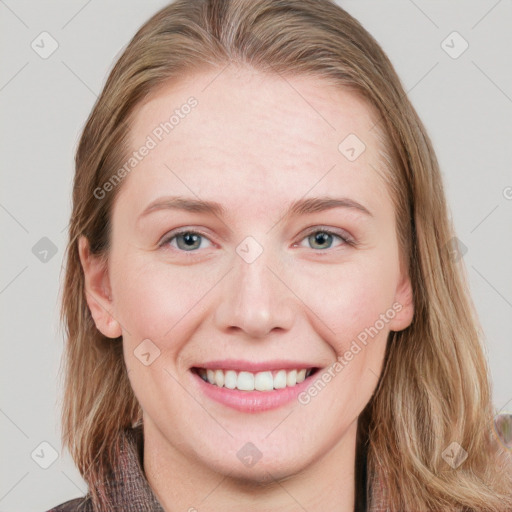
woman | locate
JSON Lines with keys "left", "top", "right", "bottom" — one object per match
{"left": 48, "top": 0, "right": 512, "bottom": 510}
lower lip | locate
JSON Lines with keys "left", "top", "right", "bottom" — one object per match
{"left": 190, "top": 369, "right": 317, "bottom": 413}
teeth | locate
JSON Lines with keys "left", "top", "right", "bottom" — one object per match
{"left": 286, "top": 369, "right": 297, "bottom": 387}
{"left": 273, "top": 370, "right": 287, "bottom": 389}
{"left": 254, "top": 371, "right": 273, "bottom": 391}
{"left": 296, "top": 369, "right": 307, "bottom": 383}
{"left": 224, "top": 370, "right": 237, "bottom": 389}
{"left": 198, "top": 367, "right": 314, "bottom": 391}
{"left": 214, "top": 369, "right": 224, "bottom": 387}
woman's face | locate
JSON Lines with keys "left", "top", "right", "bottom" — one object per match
{"left": 81, "top": 66, "right": 413, "bottom": 482}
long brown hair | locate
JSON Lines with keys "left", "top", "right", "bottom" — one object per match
{"left": 59, "top": 1, "right": 512, "bottom": 510}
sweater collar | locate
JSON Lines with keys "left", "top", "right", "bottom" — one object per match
{"left": 102, "top": 422, "right": 165, "bottom": 511}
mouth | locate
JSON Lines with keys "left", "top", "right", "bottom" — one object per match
{"left": 191, "top": 366, "right": 320, "bottom": 392}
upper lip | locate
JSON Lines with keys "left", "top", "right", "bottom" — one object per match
{"left": 191, "top": 359, "right": 318, "bottom": 372}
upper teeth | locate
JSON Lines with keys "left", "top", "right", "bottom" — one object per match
{"left": 197, "top": 368, "right": 312, "bottom": 391}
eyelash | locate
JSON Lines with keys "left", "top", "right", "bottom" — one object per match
{"left": 158, "top": 227, "right": 354, "bottom": 254}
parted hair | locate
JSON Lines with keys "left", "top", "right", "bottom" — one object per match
{"left": 59, "top": 0, "right": 512, "bottom": 510}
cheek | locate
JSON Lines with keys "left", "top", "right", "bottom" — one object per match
{"left": 110, "top": 256, "right": 219, "bottom": 347}
{"left": 326, "top": 281, "right": 391, "bottom": 373}
{"left": 300, "top": 257, "right": 398, "bottom": 341}
{"left": 114, "top": 266, "right": 172, "bottom": 336}
{"left": 292, "top": 252, "right": 399, "bottom": 394}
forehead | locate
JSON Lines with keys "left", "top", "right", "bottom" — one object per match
{"left": 115, "top": 66, "right": 389, "bottom": 220}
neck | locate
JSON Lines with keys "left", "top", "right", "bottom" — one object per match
{"left": 143, "top": 417, "right": 359, "bottom": 512}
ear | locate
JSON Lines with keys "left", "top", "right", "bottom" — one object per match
{"left": 389, "top": 268, "right": 414, "bottom": 332}
{"left": 78, "top": 236, "right": 122, "bottom": 339}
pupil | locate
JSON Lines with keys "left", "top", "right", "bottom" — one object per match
{"left": 314, "top": 232, "right": 331, "bottom": 248}
{"left": 184, "top": 233, "right": 198, "bottom": 246}
{"left": 176, "top": 232, "right": 201, "bottom": 250}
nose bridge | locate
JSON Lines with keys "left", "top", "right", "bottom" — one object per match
{"left": 214, "top": 236, "right": 294, "bottom": 338}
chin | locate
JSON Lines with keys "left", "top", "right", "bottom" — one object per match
{"left": 214, "top": 456, "right": 308, "bottom": 487}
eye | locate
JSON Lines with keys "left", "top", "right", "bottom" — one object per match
{"left": 159, "top": 229, "right": 213, "bottom": 252}
{"left": 159, "top": 227, "right": 353, "bottom": 254}
{"left": 296, "top": 227, "right": 352, "bottom": 250}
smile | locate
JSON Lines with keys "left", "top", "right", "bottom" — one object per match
{"left": 192, "top": 367, "right": 318, "bottom": 392}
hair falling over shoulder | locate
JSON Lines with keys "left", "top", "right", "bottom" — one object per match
{"left": 59, "top": 1, "right": 512, "bottom": 510}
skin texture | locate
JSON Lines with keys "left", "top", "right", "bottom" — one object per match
{"left": 79, "top": 66, "right": 414, "bottom": 512}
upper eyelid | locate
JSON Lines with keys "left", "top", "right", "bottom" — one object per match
{"left": 159, "top": 228, "right": 213, "bottom": 247}
{"left": 294, "top": 228, "right": 353, "bottom": 248}
{"left": 159, "top": 226, "right": 352, "bottom": 249}
{"left": 300, "top": 226, "right": 352, "bottom": 241}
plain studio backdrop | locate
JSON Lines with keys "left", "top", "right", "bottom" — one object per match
{"left": 1, "top": 1, "right": 511, "bottom": 510}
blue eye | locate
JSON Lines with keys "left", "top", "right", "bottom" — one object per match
{"left": 160, "top": 230, "right": 212, "bottom": 252}
{"left": 159, "top": 227, "right": 352, "bottom": 253}
{"left": 298, "top": 228, "right": 350, "bottom": 250}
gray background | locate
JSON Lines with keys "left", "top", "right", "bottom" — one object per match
{"left": 1, "top": 1, "right": 511, "bottom": 510}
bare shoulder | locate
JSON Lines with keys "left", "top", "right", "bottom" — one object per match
{"left": 45, "top": 496, "right": 92, "bottom": 512}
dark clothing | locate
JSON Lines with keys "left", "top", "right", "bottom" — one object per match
{"left": 46, "top": 424, "right": 164, "bottom": 512}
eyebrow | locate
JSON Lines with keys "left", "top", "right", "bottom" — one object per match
{"left": 137, "top": 195, "right": 373, "bottom": 222}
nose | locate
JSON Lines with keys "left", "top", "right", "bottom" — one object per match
{"left": 213, "top": 245, "right": 296, "bottom": 339}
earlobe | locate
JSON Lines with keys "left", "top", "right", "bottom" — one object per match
{"left": 390, "top": 272, "right": 414, "bottom": 332}
{"left": 78, "top": 236, "right": 122, "bottom": 339}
